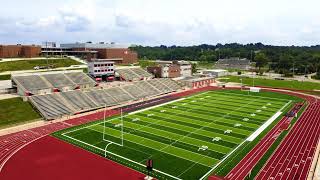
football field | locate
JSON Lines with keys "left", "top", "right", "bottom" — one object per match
{"left": 54, "top": 90, "right": 293, "bottom": 179}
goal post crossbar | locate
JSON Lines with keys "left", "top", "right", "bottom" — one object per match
{"left": 103, "top": 104, "right": 124, "bottom": 148}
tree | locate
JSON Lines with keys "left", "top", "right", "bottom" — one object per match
{"left": 191, "top": 63, "right": 197, "bottom": 74}
{"left": 255, "top": 52, "right": 269, "bottom": 72}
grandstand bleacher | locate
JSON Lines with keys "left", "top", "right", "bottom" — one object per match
{"left": 13, "top": 75, "right": 52, "bottom": 92}
{"left": 60, "top": 90, "right": 98, "bottom": 110}
{"left": 29, "top": 94, "right": 74, "bottom": 119}
{"left": 64, "top": 72, "right": 96, "bottom": 86}
{"left": 28, "top": 78, "right": 182, "bottom": 120}
{"left": 85, "top": 90, "right": 118, "bottom": 107}
{"left": 12, "top": 71, "right": 96, "bottom": 95}
{"left": 215, "top": 57, "right": 251, "bottom": 70}
{"left": 42, "top": 74, "right": 75, "bottom": 88}
{"left": 117, "top": 67, "right": 153, "bottom": 81}
{"left": 157, "top": 78, "right": 181, "bottom": 91}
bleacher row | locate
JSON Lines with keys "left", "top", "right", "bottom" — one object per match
{"left": 117, "top": 68, "right": 153, "bottom": 81}
{"left": 12, "top": 72, "right": 96, "bottom": 92}
{"left": 29, "top": 78, "right": 181, "bottom": 120}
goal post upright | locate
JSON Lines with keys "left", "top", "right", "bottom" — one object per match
{"left": 103, "top": 105, "right": 124, "bottom": 146}
{"left": 103, "top": 103, "right": 106, "bottom": 141}
{"left": 121, "top": 107, "right": 124, "bottom": 146}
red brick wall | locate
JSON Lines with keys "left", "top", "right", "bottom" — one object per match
{"left": 0, "top": 45, "right": 41, "bottom": 58}
{"left": 104, "top": 48, "right": 138, "bottom": 64}
{"left": 21, "top": 46, "right": 41, "bottom": 58}
{"left": 168, "top": 64, "right": 180, "bottom": 78}
{"left": 147, "top": 66, "right": 162, "bottom": 78}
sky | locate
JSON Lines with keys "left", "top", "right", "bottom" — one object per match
{"left": 0, "top": 0, "right": 320, "bottom": 46}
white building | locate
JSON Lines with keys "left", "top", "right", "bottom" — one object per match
{"left": 161, "top": 65, "right": 170, "bottom": 78}
{"left": 178, "top": 63, "right": 192, "bottom": 77}
{"left": 202, "top": 69, "right": 227, "bottom": 77}
{"left": 88, "top": 59, "right": 115, "bottom": 78}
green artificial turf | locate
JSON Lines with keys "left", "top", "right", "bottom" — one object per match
{"left": 219, "top": 76, "right": 320, "bottom": 91}
{"left": 0, "top": 97, "right": 42, "bottom": 128}
{"left": 53, "top": 90, "right": 300, "bottom": 179}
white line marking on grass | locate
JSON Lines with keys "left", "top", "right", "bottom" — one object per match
{"left": 142, "top": 96, "right": 260, "bottom": 169}
{"left": 213, "top": 91, "right": 291, "bottom": 102}
{"left": 62, "top": 133, "right": 182, "bottom": 180}
{"left": 246, "top": 111, "right": 282, "bottom": 142}
{"left": 87, "top": 125, "right": 214, "bottom": 167}
{"left": 127, "top": 91, "right": 211, "bottom": 116}
{"left": 128, "top": 98, "right": 186, "bottom": 115}
{"left": 199, "top": 140, "right": 247, "bottom": 180}
{"left": 246, "top": 100, "right": 292, "bottom": 142}
{"left": 198, "top": 96, "right": 291, "bottom": 180}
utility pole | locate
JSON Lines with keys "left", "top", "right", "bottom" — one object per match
{"left": 46, "top": 41, "right": 49, "bottom": 69}
{"left": 292, "top": 62, "right": 295, "bottom": 77}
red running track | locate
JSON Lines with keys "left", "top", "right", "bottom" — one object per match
{"left": 0, "top": 136, "right": 145, "bottom": 180}
{"left": 224, "top": 103, "right": 302, "bottom": 180}
{"left": 0, "top": 109, "right": 119, "bottom": 171}
{"left": 207, "top": 88, "right": 319, "bottom": 180}
{"left": 256, "top": 99, "right": 320, "bottom": 180}
{"left": 0, "top": 88, "right": 212, "bottom": 179}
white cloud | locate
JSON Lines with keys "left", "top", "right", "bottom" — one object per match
{"left": 0, "top": 0, "right": 320, "bottom": 46}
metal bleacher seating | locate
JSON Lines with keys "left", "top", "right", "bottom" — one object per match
{"left": 120, "top": 84, "right": 149, "bottom": 99}
{"left": 133, "top": 81, "right": 161, "bottom": 97}
{"left": 104, "top": 87, "right": 136, "bottom": 103}
{"left": 28, "top": 78, "right": 182, "bottom": 120}
{"left": 60, "top": 90, "right": 98, "bottom": 110}
{"left": 13, "top": 71, "right": 96, "bottom": 95}
{"left": 117, "top": 68, "right": 153, "bottom": 81}
{"left": 131, "top": 68, "right": 153, "bottom": 78}
{"left": 157, "top": 78, "right": 181, "bottom": 91}
{"left": 85, "top": 89, "right": 118, "bottom": 107}
{"left": 64, "top": 72, "right": 96, "bottom": 85}
{"left": 29, "top": 93, "right": 74, "bottom": 119}
{"left": 117, "top": 69, "right": 139, "bottom": 81}
{"left": 147, "top": 79, "right": 172, "bottom": 93}
{"left": 13, "top": 75, "right": 51, "bottom": 91}
{"left": 42, "top": 74, "right": 75, "bottom": 88}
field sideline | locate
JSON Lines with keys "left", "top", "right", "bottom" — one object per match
{"left": 53, "top": 90, "right": 299, "bottom": 179}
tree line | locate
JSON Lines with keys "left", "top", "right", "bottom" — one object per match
{"left": 131, "top": 43, "right": 320, "bottom": 77}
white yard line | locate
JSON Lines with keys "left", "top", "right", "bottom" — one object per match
{"left": 87, "top": 126, "right": 214, "bottom": 167}
{"left": 62, "top": 133, "right": 183, "bottom": 180}
{"left": 63, "top": 91, "right": 210, "bottom": 135}
{"left": 61, "top": 91, "right": 288, "bottom": 179}
{"left": 214, "top": 91, "right": 291, "bottom": 102}
{"left": 199, "top": 140, "right": 248, "bottom": 180}
{"left": 128, "top": 98, "right": 186, "bottom": 115}
{"left": 199, "top": 100, "right": 292, "bottom": 179}
{"left": 246, "top": 100, "right": 292, "bottom": 142}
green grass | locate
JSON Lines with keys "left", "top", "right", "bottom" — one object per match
{"left": 212, "top": 91, "right": 302, "bottom": 176}
{"left": 0, "top": 97, "right": 42, "bottom": 128}
{"left": 197, "top": 61, "right": 214, "bottom": 69}
{"left": 0, "top": 58, "right": 82, "bottom": 72}
{"left": 219, "top": 76, "right": 320, "bottom": 91}
{"left": 138, "top": 60, "right": 157, "bottom": 68}
{"left": 0, "top": 74, "right": 11, "bottom": 80}
{"left": 53, "top": 90, "right": 299, "bottom": 180}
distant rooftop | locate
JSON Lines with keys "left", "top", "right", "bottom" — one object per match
{"left": 60, "top": 42, "right": 130, "bottom": 49}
